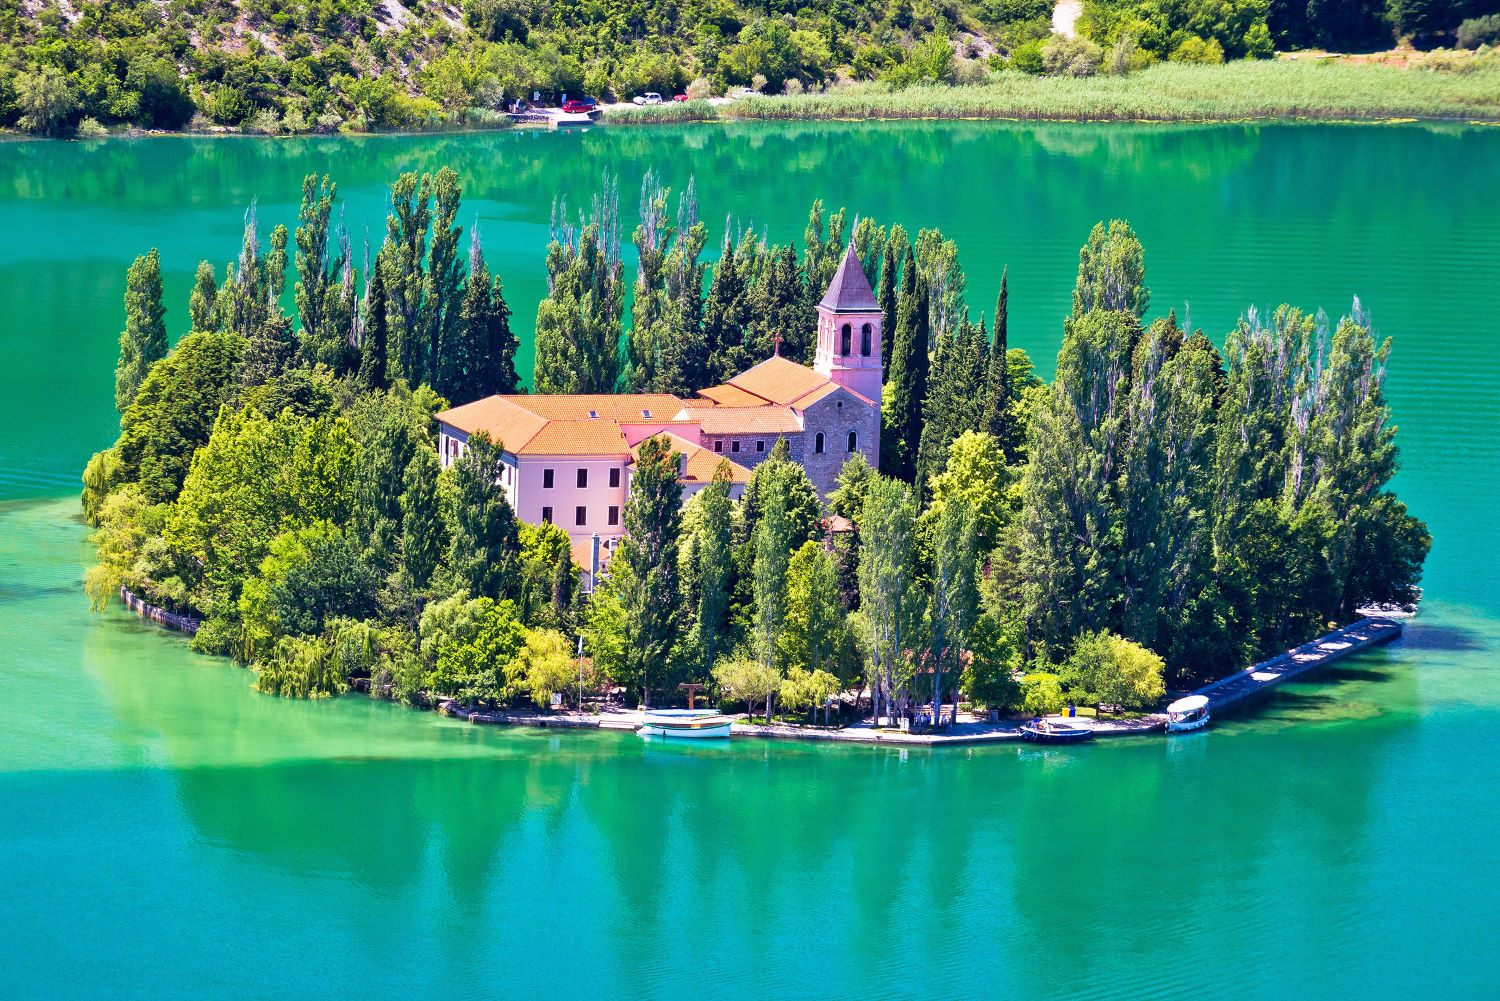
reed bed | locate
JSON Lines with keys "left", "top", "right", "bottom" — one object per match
{"left": 603, "top": 60, "right": 1500, "bottom": 125}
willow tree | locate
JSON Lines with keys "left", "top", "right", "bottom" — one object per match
{"left": 534, "top": 179, "right": 624, "bottom": 393}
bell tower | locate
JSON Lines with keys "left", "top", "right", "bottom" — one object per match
{"left": 813, "top": 243, "right": 883, "bottom": 402}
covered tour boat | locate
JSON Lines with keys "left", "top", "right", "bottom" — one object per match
{"left": 1165, "top": 695, "right": 1211, "bottom": 733}
{"left": 638, "top": 708, "right": 734, "bottom": 740}
{"left": 1019, "top": 718, "right": 1094, "bottom": 744}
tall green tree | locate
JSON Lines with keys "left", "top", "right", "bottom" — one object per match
{"left": 445, "top": 431, "right": 519, "bottom": 601}
{"left": 358, "top": 250, "right": 391, "bottom": 391}
{"left": 925, "top": 492, "right": 980, "bottom": 725}
{"left": 691, "top": 462, "right": 734, "bottom": 675}
{"left": 985, "top": 268, "right": 1018, "bottom": 456}
{"left": 883, "top": 267, "right": 930, "bottom": 482}
{"left": 533, "top": 180, "right": 624, "bottom": 393}
{"left": 382, "top": 172, "right": 432, "bottom": 386}
{"left": 188, "top": 260, "right": 219, "bottom": 332}
{"left": 294, "top": 174, "right": 351, "bottom": 371}
{"left": 424, "top": 167, "right": 466, "bottom": 395}
{"left": 613, "top": 434, "right": 685, "bottom": 705}
{"left": 857, "top": 475, "right": 918, "bottom": 726}
{"left": 780, "top": 540, "right": 845, "bottom": 678}
{"left": 877, "top": 233, "right": 899, "bottom": 381}
{"left": 399, "top": 440, "right": 445, "bottom": 591}
{"left": 1072, "top": 219, "right": 1149, "bottom": 320}
{"left": 115, "top": 248, "right": 168, "bottom": 413}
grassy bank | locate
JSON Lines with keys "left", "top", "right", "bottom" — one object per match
{"left": 604, "top": 60, "right": 1500, "bottom": 125}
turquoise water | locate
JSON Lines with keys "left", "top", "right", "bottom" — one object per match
{"left": 1, "top": 122, "right": 1498, "bottom": 998}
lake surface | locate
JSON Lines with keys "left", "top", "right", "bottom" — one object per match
{"left": 1, "top": 122, "right": 1497, "bottom": 998}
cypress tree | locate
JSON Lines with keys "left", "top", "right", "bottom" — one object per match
{"left": 358, "top": 252, "right": 390, "bottom": 392}
{"left": 878, "top": 232, "right": 899, "bottom": 380}
{"left": 188, "top": 259, "right": 219, "bottom": 332}
{"left": 883, "top": 271, "right": 930, "bottom": 482}
{"left": 115, "top": 248, "right": 168, "bottom": 413}
{"left": 986, "top": 268, "right": 1016, "bottom": 458}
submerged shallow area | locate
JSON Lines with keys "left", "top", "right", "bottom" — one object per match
{"left": 2, "top": 121, "right": 1498, "bottom": 997}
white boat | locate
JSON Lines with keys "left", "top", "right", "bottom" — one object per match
{"left": 638, "top": 708, "right": 733, "bottom": 740}
{"left": 1165, "top": 695, "right": 1210, "bottom": 733}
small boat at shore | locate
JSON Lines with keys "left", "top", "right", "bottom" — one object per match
{"left": 638, "top": 708, "right": 733, "bottom": 740}
{"left": 1165, "top": 695, "right": 1211, "bottom": 733}
{"left": 1020, "top": 718, "right": 1094, "bottom": 744}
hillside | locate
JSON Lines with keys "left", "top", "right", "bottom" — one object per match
{"left": 2, "top": 0, "right": 1496, "bottom": 134}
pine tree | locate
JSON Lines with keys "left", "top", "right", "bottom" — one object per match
{"left": 188, "top": 260, "right": 219, "bottom": 332}
{"left": 115, "top": 248, "right": 168, "bottom": 413}
{"left": 613, "top": 434, "right": 685, "bottom": 705}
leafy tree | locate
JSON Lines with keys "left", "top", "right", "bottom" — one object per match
{"left": 779, "top": 540, "right": 844, "bottom": 678}
{"left": 400, "top": 444, "right": 446, "bottom": 591}
{"left": 924, "top": 493, "right": 980, "bottom": 724}
{"left": 382, "top": 172, "right": 433, "bottom": 386}
{"left": 518, "top": 520, "right": 577, "bottom": 629}
{"left": 358, "top": 251, "right": 392, "bottom": 391}
{"left": 883, "top": 260, "right": 930, "bottom": 481}
{"left": 188, "top": 261, "right": 220, "bottom": 333}
{"left": 689, "top": 462, "right": 734, "bottom": 674}
{"left": 926, "top": 431, "right": 1009, "bottom": 553}
{"left": 118, "top": 331, "right": 245, "bottom": 503}
{"left": 1072, "top": 219, "right": 1149, "bottom": 320}
{"left": 1060, "top": 630, "right": 1166, "bottom": 711}
{"left": 16, "top": 67, "right": 75, "bottom": 134}
{"left": 445, "top": 431, "right": 520, "bottom": 601}
{"left": 517, "top": 628, "right": 579, "bottom": 709}
{"left": 534, "top": 180, "right": 624, "bottom": 393}
{"left": 239, "top": 523, "right": 378, "bottom": 658}
{"left": 713, "top": 654, "right": 780, "bottom": 721}
{"left": 115, "top": 249, "right": 168, "bottom": 413}
{"left": 613, "top": 434, "right": 685, "bottom": 705}
{"left": 294, "top": 174, "right": 354, "bottom": 372}
{"left": 424, "top": 167, "right": 467, "bottom": 396}
{"left": 857, "top": 475, "right": 919, "bottom": 725}
{"left": 426, "top": 596, "right": 527, "bottom": 704}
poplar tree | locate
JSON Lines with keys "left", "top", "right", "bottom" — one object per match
{"left": 851, "top": 216, "right": 886, "bottom": 287}
{"left": 533, "top": 180, "right": 624, "bottom": 394}
{"left": 294, "top": 174, "right": 346, "bottom": 368}
{"left": 188, "top": 260, "right": 219, "bottom": 332}
{"left": 382, "top": 172, "right": 431, "bottom": 386}
{"left": 752, "top": 488, "right": 793, "bottom": 673}
{"left": 625, "top": 170, "right": 672, "bottom": 392}
{"left": 1073, "top": 219, "right": 1149, "bottom": 320}
{"left": 858, "top": 475, "right": 918, "bottom": 726}
{"left": 424, "top": 167, "right": 465, "bottom": 394}
{"left": 656, "top": 179, "right": 709, "bottom": 394}
{"left": 464, "top": 230, "right": 519, "bottom": 398}
{"left": 445, "top": 431, "right": 519, "bottom": 602}
{"left": 780, "top": 541, "right": 844, "bottom": 677}
{"left": 613, "top": 434, "right": 684, "bottom": 706}
{"left": 801, "top": 200, "right": 847, "bottom": 300}
{"left": 926, "top": 493, "right": 979, "bottom": 725}
{"left": 115, "top": 247, "right": 168, "bottom": 413}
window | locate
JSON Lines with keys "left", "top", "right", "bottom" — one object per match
{"left": 575, "top": 506, "right": 587, "bottom": 526}
{"left": 861, "top": 323, "right": 873, "bottom": 356}
{"left": 587, "top": 409, "right": 598, "bottom": 419}
{"left": 543, "top": 468, "right": 555, "bottom": 489}
{"left": 609, "top": 467, "right": 620, "bottom": 488}
{"left": 731, "top": 440, "right": 740, "bottom": 453}
{"left": 756, "top": 440, "right": 765, "bottom": 453}
{"left": 814, "top": 432, "right": 824, "bottom": 454}
{"left": 847, "top": 430, "right": 857, "bottom": 453}
{"left": 714, "top": 440, "right": 723, "bottom": 453}
{"left": 541, "top": 506, "right": 553, "bottom": 524}
{"left": 840, "top": 323, "right": 852, "bottom": 355}
{"left": 608, "top": 505, "right": 620, "bottom": 526}
{"left": 641, "top": 409, "right": 653, "bottom": 419}
{"left": 577, "top": 468, "right": 588, "bottom": 488}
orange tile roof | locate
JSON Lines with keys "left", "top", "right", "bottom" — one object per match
{"left": 692, "top": 406, "right": 802, "bottom": 435}
{"left": 438, "top": 394, "right": 688, "bottom": 456}
{"left": 515, "top": 394, "right": 685, "bottom": 421}
{"left": 725, "top": 356, "right": 836, "bottom": 407}
{"left": 436, "top": 396, "right": 550, "bottom": 452}
{"left": 698, "top": 384, "right": 769, "bottom": 408}
{"left": 521, "top": 421, "right": 630, "bottom": 455}
{"left": 629, "top": 432, "right": 752, "bottom": 484}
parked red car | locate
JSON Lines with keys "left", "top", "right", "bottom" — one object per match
{"left": 673, "top": 94, "right": 689, "bottom": 102}
{"left": 560, "top": 97, "right": 597, "bottom": 114}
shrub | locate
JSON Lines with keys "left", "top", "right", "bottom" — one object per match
{"left": 1170, "top": 36, "right": 1225, "bottom": 64}
{"left": 75, "top": 116, "right": 109, "bottom": 139}
{"left": 1010, "top": 39, "right": 1046, "bottom": 73}
{"left": 245, "top": 108, "right": 282, "bottom": 135}
{"left": 1457, "top": 15, "right": 1500, "bottom": 48}
{"left": 1042, "top": 35, "right": 1104, "bottom": 76}
{"left": 686, "top": 76, "right": 713, "bottom": 99}
{"left": 1021, "top": 672, "right": 1066, "bottom": 716}
{"left": 784, "top": 77, "right": 804, "bottom": 95}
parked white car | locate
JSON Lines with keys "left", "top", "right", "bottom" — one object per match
{"left": 731, "top": 87, "right": 759, "bottom": 99}
{"left": 632, "top": 92, "right": 664, "bottom": 105}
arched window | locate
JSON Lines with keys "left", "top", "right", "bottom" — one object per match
{"left": 840, "top": 324, "right": 852, "bottom": 355}
{"left": 814, "top": 432, "right": 824, "bottom": 454}
{"left": 860, "top": 323, "right": 872, "bottom": 356}
{"left": 847, "top": 430, "right": 857, "bottom": 453}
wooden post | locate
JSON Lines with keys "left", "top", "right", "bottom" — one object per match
{"left": 678, "top": 682, "right": 705, "bottom": 710}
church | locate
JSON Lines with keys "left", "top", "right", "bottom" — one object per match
{"left": 435, "top": 242, "right": 882, "bottom": 574}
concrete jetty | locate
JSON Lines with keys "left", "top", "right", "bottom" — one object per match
{"left": 1189, "top": 616, "right": 1404, "bottom": 716}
